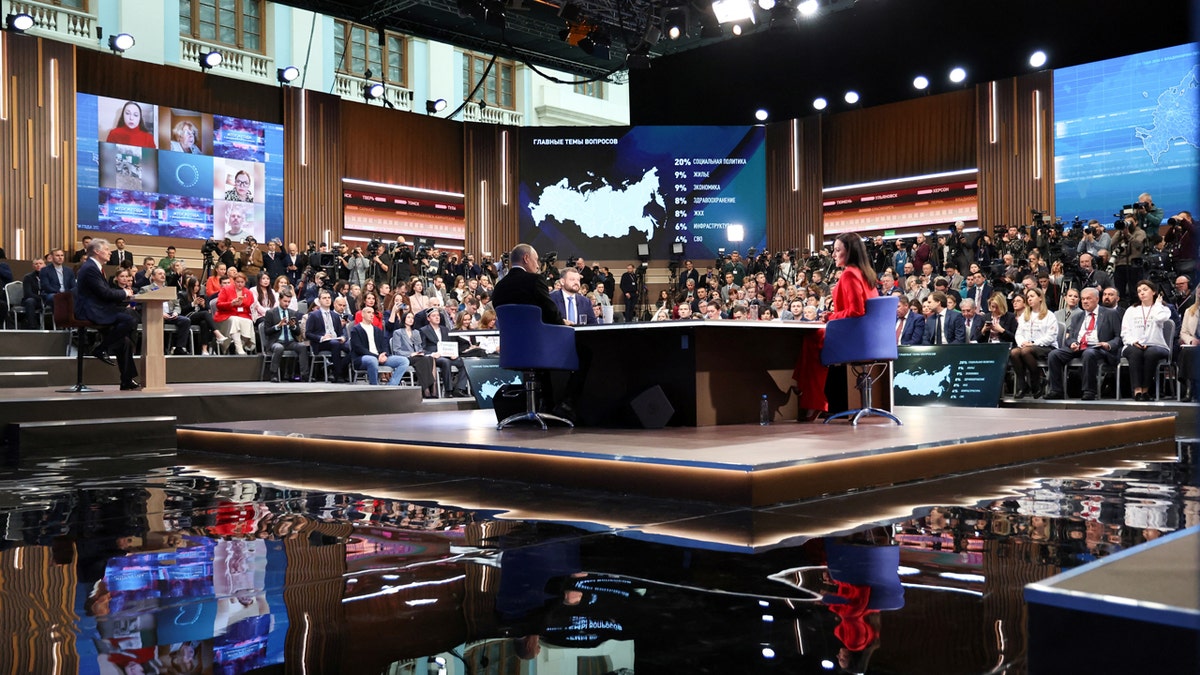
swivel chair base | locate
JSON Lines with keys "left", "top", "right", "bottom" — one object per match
{"left": 496, "top": 370, "right": 575, "bottom": 430}
{"left": 823, "top": 363, "right": 902, "bottom": 427}
{"left": 56, "top": 325, "right": 99, "bottom": 394}
{"left": 496, "top": 411, "right": 575, "bottom": 430}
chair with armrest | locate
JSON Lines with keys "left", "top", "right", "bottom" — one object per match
{"left": 496, "top": 303, "right": 579, "bottom": 429}
{"left": 820, "top": 295, "right": 902, "bottom": 426}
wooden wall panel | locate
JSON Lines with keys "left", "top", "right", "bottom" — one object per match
{"left": 340, "top": 103, "right": 464, "bottom": 194}
{"left": 976, "top": 72, "right": 1055, "bottom": 237}
{"left": 766, "top": 117, "right": 823, "bottom": 254}
{"left": 0, "top": 34, "right": 75, "bottom": 260}
{"left": 283, "top": 88, "right": 343, "bottom": 248}
{"left": 822, "top": 89, "right": 977, "bottom": 188}
{"left": 463, "top": 122, "right": 519, "bottom": 259}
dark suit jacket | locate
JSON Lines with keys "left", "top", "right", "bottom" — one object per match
{"left": 39, "top": 265, "right": 76, "bottom": 303}
{"left": 966, "top": 283, "right": 993, "bottom": 309}
{"left": 419, "top": 322, "right": 467, "bottom": 355}
{"left": 263, "top": 251, "right": 287, "bottom": 280}
{"left": 964, "top": 314, "right": 987, "bottom": 343}
{"left": 550, "top": 289, "right": 597, "bottom": 325}
{"left": 305, "top": 308, "right": 345, "bottom": 349}
{"left": 922, "top": 310, "right": 967, "bottom": 344}
{"left": 74, "top": 260, "right": 128, "bottom": 325}
{"left": 898, "top": 311, "right": 925, "bottom": 346}
{"left": 349, "top": 322, "right": 391, "bottom": 359}
{"left": 109, "top": 249, "right": 134, "bottom": 268}
{"left": 620, "top": 271, "right": 638, "bottom": 299}
{"left": 1076, "top": 269, "right": 1112, "bottom": 291}
{"left": 1064, "top": 306, "right": 1123, "bottom": 355}
{"left": 264, "top": 306, "right": 301, "bottom": 344}
{"left": 492, "top": 267, "right": 562, "bottom": 325}
{"left": 22, "top": 269, "right": 41, "bottom": 302}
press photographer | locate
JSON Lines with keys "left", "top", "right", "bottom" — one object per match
{"left": 1109, "top": 215, "right": 1146, "bottom": 305}
{"left": 1165, "top": 211, "right": 1197, "bottom": 278}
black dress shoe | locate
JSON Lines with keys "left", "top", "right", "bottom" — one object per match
{"left": 120, "top": 380, "right": 141, "bottom": 391}
{"left": 1044, "top": 390, "right": 1065, "bottom": 400}
{"left": 1013, "top": 387, "right": 1028, "bottom": 399}
{"left": 1081, "top": 391, "right": 1097, "bottom": 401}
{"left": 270, "top": 375, "right": 280, "bottom": 383}
{"left": 90, "top": 347, "right": 116, "bottom": 366}
{"left": 453, "top": 389, "right": 470, "bottom": 398}
{"left": 172, "top": 347, "right": 189, "bottom": 356}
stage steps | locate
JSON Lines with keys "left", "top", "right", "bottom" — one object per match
{"left": 0, "top": 372, "right": 50, "bottom": 388}
{"left": 0, "top": 330, "right": 70, "bottom": 356}
{"left": 4, "top": 415, "right": 178, "bottom": 460}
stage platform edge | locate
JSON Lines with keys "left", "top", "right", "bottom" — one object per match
{"left": 178, "top": 407, "right": 1177, "bottom": 507}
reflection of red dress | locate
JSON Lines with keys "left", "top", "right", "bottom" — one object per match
{"left": 105, "top": 125, "right": 156, "bottom": 148}
{"left": 793, "top": 265, "right": 878, "bottom": 411}
{"left": 828, "top": 580, "right": 878, "bottom": 651}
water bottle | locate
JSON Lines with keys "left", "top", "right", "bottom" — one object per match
{"left": 759, "top": 394, "right": 770, "bottom": 426}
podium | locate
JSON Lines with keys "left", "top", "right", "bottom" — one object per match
{"left": 133, "top": 288, "right": 178, "bottom": 392}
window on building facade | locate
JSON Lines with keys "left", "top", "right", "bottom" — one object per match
{"left": 179, "top": 0, "right": 263, "bottom": 53}
{"left": 463, "top": 53, "right": 515, "bottom": 110}
{"left": 573, "top": 80, "right": 605, "bottom": 99}
{"left": 333, "top": 19, "right": 407, "bottom": 86}
{"left": 38, "top": 0, "right": 88, "bottom": 9}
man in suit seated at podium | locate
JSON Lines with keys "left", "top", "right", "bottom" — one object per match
{"left": 550, "top": 268, "right": 596, "bottom": 326}
{"left": 74, "top": 238, "right": 139, "bottom": 390}
{"left": 921, "top": 291, "right": 966, "bottom": 344}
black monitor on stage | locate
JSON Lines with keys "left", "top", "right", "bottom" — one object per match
{"left": 894, "top": 344, "right": 1009, "bottom": 407}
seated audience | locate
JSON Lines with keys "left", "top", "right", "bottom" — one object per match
{"left": 305, "top": 290, "right": 351, "bottom": 383}
{"left": 263, "top": 289, "right": 310, "bottom": 382}
{"left": 1008, "top": 287, "right": 1059, "bottom": 398}
{"left": 350, "top": 306, "right": 409, "bottom": 386}
{"left": 1046, "top": 288, "right": 1122, "bottom": 401}
{"left": 214, "top": 272, "right": 257, "bottom": 355}
{"left": 391, "top": 310, "right": 438, "bottom": 397}
{"left": 1120, "top": 280, "right": 1172, "bottom": 401}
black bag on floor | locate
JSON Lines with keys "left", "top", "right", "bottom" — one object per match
{"left": 493, "top": 383, "right": 528, "bottom": 423}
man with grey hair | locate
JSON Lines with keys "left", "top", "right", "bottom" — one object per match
{"left": 74, "top": 237, "right": 139, "bottom": 389}
{"left": 491, "top": 243, "right": 564, "bottom": 326}
{"left": 1045, "top": 287, "right": 1123, "bottom": 400}
{"left": 959, "top": 298, "right": 984, "bottom": 343}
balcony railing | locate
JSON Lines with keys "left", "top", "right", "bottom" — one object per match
{"left": 11, "top": 0, "right": 95, "bottom": 45}
{"left": 462, "top": 102, "right": 523, "bottom": 126}
{"left": 180, "top": 36, "right": 273, "bottom": 83}
{"left": 334, "top": 73, "right": 414, "bottom": 112}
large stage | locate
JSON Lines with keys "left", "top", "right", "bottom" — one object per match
{"left": 178, "top": 406, "right": 1177, "bottom": 507}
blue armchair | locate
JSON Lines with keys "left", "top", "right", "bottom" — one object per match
{"left": 821, "top": 295, "right": 902, "bottom": 426}
{"left": 496, "top": 304, "right": 580, "bottom": 429}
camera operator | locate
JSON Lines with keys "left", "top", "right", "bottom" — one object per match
{"left": 1165, "top": 211, "right": 1197, "bottom": 280}
{"left": 1073, "top": 252, "right": 1112, "bottom": 292}
{"left": 1135, "top": 192, "right": 1165, "bottom": 228}
{"left": 237, "top": 236, "right": 262, "bottom": 278}
{"left": 1077, "top": 220, "right": 1111, "bottom": 258}
{"left": 366, "top": 240, "right": 391, "bottom": 286}
{"left": 972, "top": 234, "right": 997, "bottom": 266}
{"left": 216, "top": 238, "right": 237, "bottom": 271}
{"left": 1109, "top": 215, "right": 1146, "bottom": 305}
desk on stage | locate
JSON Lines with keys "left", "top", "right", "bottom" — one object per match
{"left": 572, "top": 320, "right": 889, "bottom": 427}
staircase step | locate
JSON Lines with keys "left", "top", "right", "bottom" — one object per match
{"left": 0, "top": 330, "right": 70, "bottom": 356}
{"left": 0, "top": 371, "right": 50, "bottom": 388}
{"left": 4, "top": 416, "right": 177, "bottom": 459}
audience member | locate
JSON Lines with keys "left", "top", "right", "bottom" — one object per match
{"left": 139, "top": 267, "right": 192, "bottom": 355}
{"left": 305, "top": 290, "right": 350, "bottom": 383}
{"left": 1009, "top": 287, "right": 1059, "bottom": 398}
{"left": 1120, "top": 280, "right": 1172, "bottom": 401}
{"left": 214, "top": 272, "right": 257, "bottom": 354}
{"left": 419, "top": 307, "right": 469, "bottom": 397}
{"left": 391, "top": 311, "right": 438, "bottom": 398}
{"left": 263, "top": 290, "right": 309, "bottom": 382}
{"left": 1046, "top": 288, "right": 1122, "bottom": 401}
{"left": 350, "top": 306, "right": 409, "bottom": 386}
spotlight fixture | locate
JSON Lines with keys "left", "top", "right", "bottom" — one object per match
{"left": 797, "top": 0, "right": 818, "bottom": 17}
{"left": 813, "top": 97, "right": 827, "bottom": 110}
{"left": 756, "top": 0, "right": 775, "bottom": 9}
{"left": 6, "top": 13, "right": 34, "bottom": 32}
{"left": 711, "top": 0, "right": 755, "bottom": 24}
{"left": 276, "top": 65, "right": 300, "bottom": 84}
{"left": 365, "top": 82, "right": 385, "bottom": 100}
{"left": 913, "top": 75, "right": 929, "bottom": 90}
{"left": 843, "top": 90, "right": 859, "bottom": 104}
{"left": 754, "top": 108, "right": 769, "bottom": 122}
{"left": 425, "top": 98, "right": 447, "bottom": 114}
{"left": 732, "top": 24, "right": 742, "bottom": 36}
{"left": 107, "top": 33, "right": 135, "bottom": 53}
{"left": 198, "top": 50, "right": 222, "bottom": 71}
{"left": 1029, "top": 50, "right": 1047, "bottom": 68}
{"left": 579, "top": 27, "right": 611, "bottom": 59}
{"left": 768, "top": 3, "right": 798, "bottom": 29}
{"left": 482, "top": 0, "right": 506, "bottom": 28}
{"left": 664, "top": 6, "right": 688, "bottom": 40}
{"left": 949, "top": 66, "right": 967, "bottom": 83}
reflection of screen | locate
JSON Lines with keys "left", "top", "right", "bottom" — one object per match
{"left": 893, "top": 344, "right": 1008, "bottom": 407}
{"left": 76, "top": 94, "right": 284, "bottom": 242}
{"left": 1053, "top": 43, "right": 1199, "bottom": 222}
{"left": 520, "top": 126, "right": 766, "bottom": 260}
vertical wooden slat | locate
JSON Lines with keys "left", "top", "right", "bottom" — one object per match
{"left": 976, "top": 71, "right": 1055, "bottom": 238}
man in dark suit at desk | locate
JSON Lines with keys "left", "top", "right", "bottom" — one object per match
{"left": 39, "top": 248, "right": 76, "bottom": 309}
{"left": 74, "top": 238, "right": 139, "bottom": 389}
{"left": 550, "top": 268, "right": 596, "bottom": 326}
{"left": 492, "top": 243, "right": 564, "bottom": 325}
{"left": 921, "top": 291, "right": 966, "bottom": 344}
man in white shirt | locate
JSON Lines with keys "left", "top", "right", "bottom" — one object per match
{"left": 349, "top": 306, "right": 409, "bottom": 385}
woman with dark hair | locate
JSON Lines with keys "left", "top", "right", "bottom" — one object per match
{"left": 105, "top": 101, "right": 155, "bottom": 148}
{"left": 250, "top": 272, "right": 277, "bottom": 322}
{"left": 1121, "top": 279, "right": 1172, "bottom": 400}
{"left": 390, "top": 311, "right": 438, "bottom": 398}
{"left": 181, "top": 275, "right": 228, "bottom": 355}
{"left": 792, "top": 233, "right": 879, "bottom": 421}
{"left": 224, "top": 170, "right": 254, "bottom": 202}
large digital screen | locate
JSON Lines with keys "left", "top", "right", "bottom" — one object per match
{"left": 76, "top": 94, "right": 285, "bottom": 243}
{"left": 1053, "top": 43, "right": 1199, "bottom": 221}
{"left": 342, "top": 188, "right": 466, "bottom": 243}
{"left": 823, "top": 174, "right": 978, "bottom": 235}
{"left": 520, "top": 126, "right": 766, "bottom": 260}
{"left": 893, "top": 344, "right": 1008, "bottom": 407}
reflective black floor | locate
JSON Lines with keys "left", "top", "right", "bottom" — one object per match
{"left": 0, "top": 439, "right": 1196, "bottom": 675}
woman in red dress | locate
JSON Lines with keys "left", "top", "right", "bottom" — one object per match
{"left": 794, "top": 232, "right": 879, "bottom": 420}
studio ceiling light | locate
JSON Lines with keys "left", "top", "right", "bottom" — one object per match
{"left": 949, "top": 66, "right": 967, "bottom": 83}
{"left": 425, "top": 98, "right": 448, "bottom": 114}
{"left": 913, "top": 75, "right": 929, "bottom": 90}
{"left": 797, "top": 0, "right": 818, "bottom": 17}
{"left": 754, "top": 108, "right": 768, "bottom": 121}
{"left": 365, "top": 82, "right": 385, "bottom": 100}
{"left": 844, "top": 90, "right": 860, "bottom": 104}
{"left": 813, "top": 97, "right": 827, "bottom": 110}
{"left": 712, "top": 0, "right": 755, "bottom": 24}
{"left": 664, "top": 7, "right": 688, "bottom": 40}
{"left": 1029, "top": 50, "right": 1048, "bottom": 68}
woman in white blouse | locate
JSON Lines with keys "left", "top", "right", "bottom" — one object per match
{"left": 1009, "top": 287, "right": 1059, "bottom": 398}
{"left": 1121, "top": 280, "right": 1172, "bottom": 401}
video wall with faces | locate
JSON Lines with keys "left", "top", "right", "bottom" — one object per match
{"left": 76, "top": 94, "right": 285, "bottom": 243}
